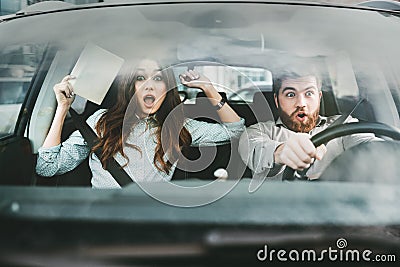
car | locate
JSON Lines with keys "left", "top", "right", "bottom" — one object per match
{"left": 1, "top": 0, "right": 400, "bottom": 266}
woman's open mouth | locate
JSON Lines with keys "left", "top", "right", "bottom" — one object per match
{"left": 143, "top": 94, "right": 156, "bottom": 108}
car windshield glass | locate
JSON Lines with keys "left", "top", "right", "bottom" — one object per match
{"left": 0, "top": 2, "right": 400, "bottom": 191}
{"left": 2, "top": 3, "right": 400, "bottom": 264}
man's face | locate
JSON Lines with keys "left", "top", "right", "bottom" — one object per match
{"left": 274, "top": 75, "right": 322, "bottom": 133}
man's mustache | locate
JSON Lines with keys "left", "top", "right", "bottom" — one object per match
{"left": 290, "top": 107, "right": 307, "bottom": 117}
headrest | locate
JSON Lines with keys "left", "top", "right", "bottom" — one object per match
{"left": 252, "top": 91, "right": 278, "bottom": 121}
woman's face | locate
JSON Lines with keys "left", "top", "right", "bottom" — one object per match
{"left": 134, "top": 59, "right": 167, "bottom": 118}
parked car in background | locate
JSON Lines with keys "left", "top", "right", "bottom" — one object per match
{"left": 1, "top": 1, "right": 400, "bottom": 266}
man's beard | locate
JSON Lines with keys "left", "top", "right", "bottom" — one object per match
{"left": 279, "top": 106, "right": 319, "bottom": 133}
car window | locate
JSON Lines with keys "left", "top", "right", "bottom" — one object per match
{"left": 0, "top": 44, "right": 45, "bottom": 138}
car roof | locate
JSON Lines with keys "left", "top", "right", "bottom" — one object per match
{"left": 2, "top": 0, "right": 399, "bottom": 22}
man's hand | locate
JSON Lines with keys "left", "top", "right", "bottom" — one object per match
{"left": 274, "top": 133, "right": 327, "bottom": 170}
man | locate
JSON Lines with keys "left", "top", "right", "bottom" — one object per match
{"left": 238, "top": 68, "right": 377, "bottom": 180}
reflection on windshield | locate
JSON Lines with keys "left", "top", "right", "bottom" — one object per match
{"left": 0, "top": 2, "right": 399, "bottom": 191}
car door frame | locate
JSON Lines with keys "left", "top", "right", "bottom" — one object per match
{"left": 0, "top": 45, "right": 56, "bottom": 185}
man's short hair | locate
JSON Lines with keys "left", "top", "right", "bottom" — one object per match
{"left": 272, "top": 63, "right": 322, "bottom": 95}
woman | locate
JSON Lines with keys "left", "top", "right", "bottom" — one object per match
{"left": 36, "top": 59, "right": 245, "bottom": 188}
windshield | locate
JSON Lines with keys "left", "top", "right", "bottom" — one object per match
{"left": 0, "top": 2, "right": 399, "bottom": 184}
{"left": 1, "top": 3, "right": 399, "bottom": 120}
{"left": 0, "top": 2, "right": 399, "bottom": 181}
{"left": 1, "top": 2, "right": 400, "bottom": 265}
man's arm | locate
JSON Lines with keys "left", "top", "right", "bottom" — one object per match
{"left": 238, "top": 122, "right": 284, "bottom": 177}
{"left": 274, "top": 133, "right": 327, "bottom": 171}
{"left": 239, "top": 123, "right": 327, "bottom": 178}
{"left": 342, "top": 116, "right": 382, "bottom": 150}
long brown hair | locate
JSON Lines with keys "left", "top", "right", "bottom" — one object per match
{"left": 92, "top": 60, "right": 192, "bottom": 174}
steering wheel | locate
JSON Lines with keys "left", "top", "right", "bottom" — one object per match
{"left": 282, "top": 122, "right": 400, "bottom": 181}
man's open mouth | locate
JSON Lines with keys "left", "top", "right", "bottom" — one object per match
{"left": 296, "top": 112, "right": 307, "bottom": 121}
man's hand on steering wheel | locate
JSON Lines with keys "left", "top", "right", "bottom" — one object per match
{"left": 274, "top": 133, "right": 327, "bottom": 171}
{"left": 281, "top": 122, "right": 400, "bottom": 181}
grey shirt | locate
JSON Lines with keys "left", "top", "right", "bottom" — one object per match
{"left": 238, "top": 115, "right": 378, "bottom": 180}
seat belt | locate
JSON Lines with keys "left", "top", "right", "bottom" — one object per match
{"left": 69, "top": 108, "right": 133, "bottom": 187}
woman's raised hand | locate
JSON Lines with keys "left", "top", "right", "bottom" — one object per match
{"left": 179, "top": 70, "right": 212, "bottom": 91}
{"left": 53, "top": 75, "right": 76, "bottom": 108}
{"left": 179, "top": 69, "right": 241, "bottom": 123}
